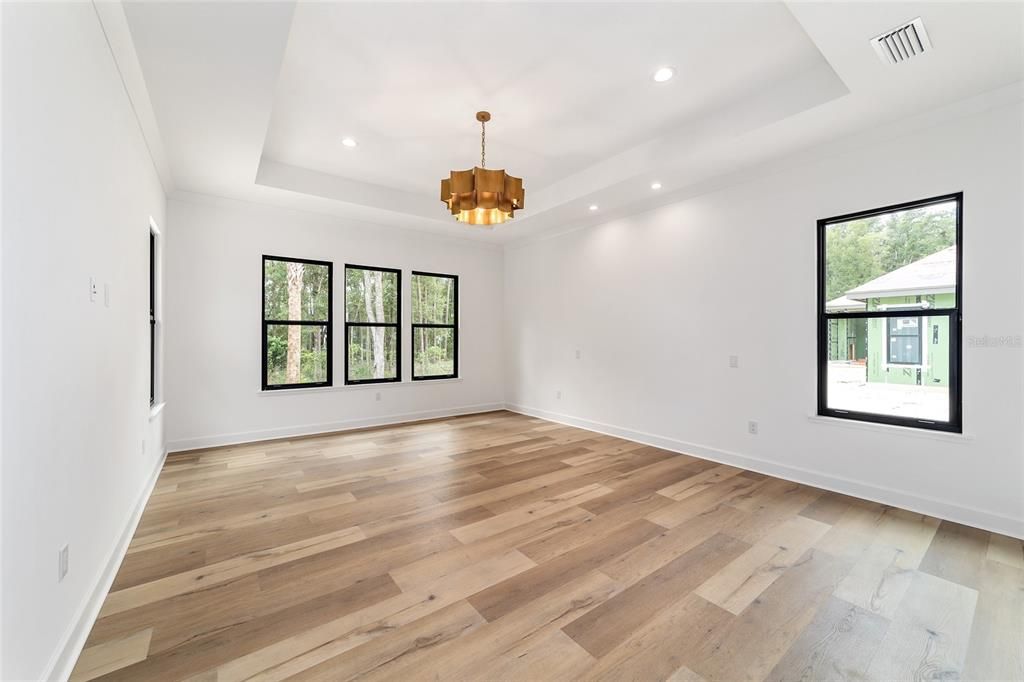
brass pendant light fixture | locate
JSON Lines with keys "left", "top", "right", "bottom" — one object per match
{"left": 439, "top": 111, "right": 525, "bottom": 227}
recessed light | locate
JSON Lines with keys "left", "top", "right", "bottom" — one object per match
{"left": 651, "top": 181, "right": 662, "bottom": 190}
{"left": 341, "top": 137, "right": 358, "bottom": 148}
{"left": 589, "top": 205, "right": 599, "bottom": 211}
{"left": 652, "top": 66, "right": 675, "bottom": 83}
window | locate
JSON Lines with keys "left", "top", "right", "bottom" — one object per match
{"left": 411, "top": 271, "right": 458, "bottom": 380}
{"left": 262, "top": 255, "right": 332, "bottom": 390}
{"left": 345, "top": 264, "right": 400, "bottom": 384}
{"left": 149, "top": 230, "right": 157, "bottom": 405}
{"left": 887, "top": 317, "right": 922, "bottom": 365}
{"left": 817, "top": 193, "right": 961, "bottom": 432}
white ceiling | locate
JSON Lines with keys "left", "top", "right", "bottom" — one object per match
{"left": 264, "top": 3, "right": 825, "bottom": 195}
{"left": 121, "top": 1, "right": 1024, "bottom": 244}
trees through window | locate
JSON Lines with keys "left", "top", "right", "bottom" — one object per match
{"left": 262, "top": 256, "right": 332, "bottom": 389}
{"left": 345, "top": 265, "right": 400, "bottom": 384}
{"left": 261, "top": 260, "right": 461, "bottom": 387}
{"left": 412, "top": 272, "right": 458, "bottom": 380}
{"left": 817, "top": 193, "right": 962, "bottom": 432}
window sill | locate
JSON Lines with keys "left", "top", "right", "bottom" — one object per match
{"left": 149, "top": 402, "right": 166, "bottom": 421}
{"left": 258, "top": 377, "right": 463, "bottom": 396}
{"left": 807, "top": 414, "right": 972, "bottom": 443}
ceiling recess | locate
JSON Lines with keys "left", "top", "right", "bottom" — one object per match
{"left": 871, "top": 17, "right": 932, "bottom": 65}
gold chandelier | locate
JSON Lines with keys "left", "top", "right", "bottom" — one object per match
{"left": 440, "top": 111, "right": 525, "bottom": 227}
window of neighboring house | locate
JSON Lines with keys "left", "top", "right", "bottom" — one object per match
{"left": 345, "top": 264, "right": 401, "bottom": 384}
{"left": 887, "top": 317, "right": 922, "bottom": 365}
{"left": 817, "top": 193, "right": 962, "bottom": 432}
{"left": 149, "top": 230, "right": 157, "bottom": 405}
{"left": 411, "top": 272, "right": 458, "bottom": 380}
{"left": 262, "top": 255, "right": 332, "bottom": 390}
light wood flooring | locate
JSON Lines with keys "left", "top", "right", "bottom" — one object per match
{"left": 71, "top": 411, "right": 1024, "bottom": 681}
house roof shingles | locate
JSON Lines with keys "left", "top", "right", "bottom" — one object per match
{"left": 845, "top": 246, "right": 956, "bottom": 300}
{"left": 825, "top": 295, "right": 866, "bottom": 311}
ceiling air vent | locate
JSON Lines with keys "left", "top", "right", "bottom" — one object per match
{"left": 871, "top": 17, "right": 932, "bottom": 65}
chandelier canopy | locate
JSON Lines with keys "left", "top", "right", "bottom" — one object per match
{"left": 440, "top": 111, "right": 525, "bottom": 227}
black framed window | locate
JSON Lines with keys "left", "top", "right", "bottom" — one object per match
{"left": 817, "top": 193, "right": 962, "bottom": 432}
{"left": 149, "top": 231, "right": 156, "bottom": 405}
{"left": 411, "top": 271, "right": 458, "bottom": 380}
{"left": 887, "top": 317, "right": 922, "bottom": 365}
{"left": 262, "top": 255, "right": 332, "bottom": 390}
{"left": 345, "top": 264, "right": 400, "bottom": 384}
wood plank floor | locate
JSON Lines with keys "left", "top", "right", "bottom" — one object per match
{"left": 71, "top": 411, "right": 1024, "bottom": 681}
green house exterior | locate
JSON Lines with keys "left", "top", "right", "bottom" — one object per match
{"left": 862, "top": 292, "right": 953, "bottom": 387}
{"left": 837, "top": 246, "right": 956, "bottom": 388}
{"left": 825, "top": 296, "right": 867, "bottom": 362}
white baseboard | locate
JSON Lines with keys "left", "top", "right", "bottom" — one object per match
{"left": 506, "top": 403, "right": 1024, "bottom": 540}
{"left": 167, "top": 402, "right": 506, "bottom": 453}
{"left": 43, "top": 448, "right": 168, "bottom": 682}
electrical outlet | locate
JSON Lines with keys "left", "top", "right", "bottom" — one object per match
{"left": 141, "top": 439, "right": 146, "bottom": 455}
{"left": 729, "top": 355, "right": 739, "bottom": 369}
{"left": 556, "top": 390, "right": 562, "bottom": 400}
{"left": 575, "top": 349, "right": 581, "bottom": 360}
{"left": 375, "top": 392, "right": 382, "bottom": 402}
{"left": 58, "top": 545, "right": 69, "bottom": 582}
{"left": 89, "top": 277, "right": 97, "bottom": 303}
{"left": 748, "top": 420, "right": 759, "bottom": 435}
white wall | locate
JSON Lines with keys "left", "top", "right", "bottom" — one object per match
{"left": 164, "top": 196, "right": 505, "bottom": 451}
{"left": 1, "top": 3, "right": 167, "bottom": 680}
{"left": 505, "top": 99, "right": 1024, "bottom": 538}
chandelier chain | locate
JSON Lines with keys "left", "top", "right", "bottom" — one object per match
{"left": 480, "top": 119, "right": 486, "bottom": 168}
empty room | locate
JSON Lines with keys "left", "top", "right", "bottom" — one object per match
{"left": 2, "top": 1, "right": 1023, "bottom": 680}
